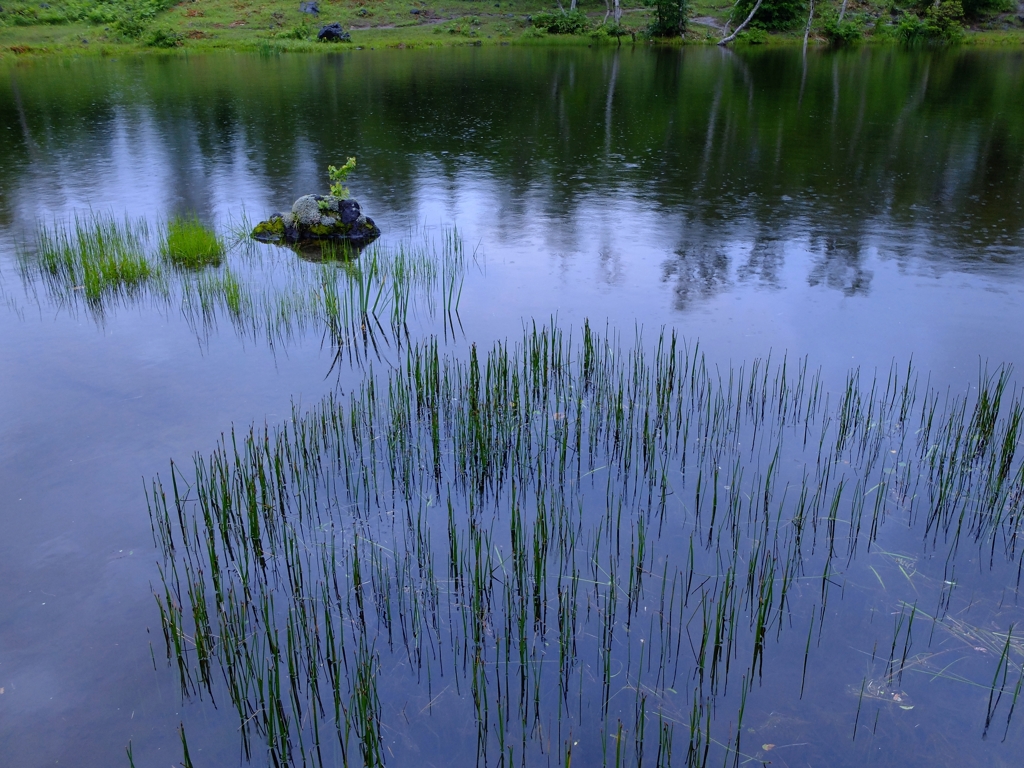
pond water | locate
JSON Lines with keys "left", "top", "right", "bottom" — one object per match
{"left": 2, "top": 46, "right": 1024, "bottom": 767}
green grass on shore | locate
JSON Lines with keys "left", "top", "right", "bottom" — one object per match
{"left": 0, "top": 0, "right": 1022, "bottom": 58}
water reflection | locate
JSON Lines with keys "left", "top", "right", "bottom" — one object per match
{"left": 661, "top": 245, "right": 731, "bottom": 309}
{"left": 1, "top": 46, "right": 1022, "bottom": 273}
{"left": 2, "top": 46, "right": 1024, "bottom": 768}
{"left": 808, "top": 238, "right": 873, "bottom": 296}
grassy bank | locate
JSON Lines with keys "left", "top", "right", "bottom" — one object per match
{"left": 1, "top": 0, "right": 1022, "bottom": 58}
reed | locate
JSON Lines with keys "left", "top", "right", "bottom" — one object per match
{"left": 144, "top": 321, "right": 1024, "bottom": 767}
{"left": 21, "top": 214, "right": 466, "bottom": 350}
{"left": 178, "top": 230, "right": 467, "bottom": 354}
{"left": 28, "top": 212, "right": 155, "bottom": 306}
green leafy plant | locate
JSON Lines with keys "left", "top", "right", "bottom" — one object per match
{"left": 737, "top": 27, "right": 770, "bottom": 43}
{"left": 112, "top": 10, "right": 148, "bottom": 39}
{"left": 145, "top": 27, "right": 183, "bottom": 47}
{"left": 0, "top": 0, "right": 152, "bottom": 27}
{"left": 86, "top": 5, "right": 120, "bottom": 24}
{"left": 822, "top": 10, "right": 865, "bottom": 45}
{"left": 922, "top": 0, "right": 1011, "bottom": 19}
{"left": 279, "top": 24, "right": 311, "bottom": 40}
{"left": 592, "top": 21, "right": 630, "bottom": 39}
{"left": 896, "top": 1, "right": 965, "bottom": 44}
{"left": 329, "top": 158, "right": 357, "bottom": 199}
{"left": 531, "top": 10, "right": 590, "bottom": 35}
{"left": 108, "top": 0, "right": 178, "bottom": 39}
{"left": 435, "top": 17, "right": 480, "bottom": 36}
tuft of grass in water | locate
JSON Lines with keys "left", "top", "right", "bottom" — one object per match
{"left": 161, "top": 215, "right": 225, "bottom": 269}
{"left": 32, "top": 212, "right": 154, "bottom": 305}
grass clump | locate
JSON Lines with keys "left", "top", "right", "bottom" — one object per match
{"left": 33, "top": 213, "right": 153, "bottom": 304}
{"left": 161, "top": 215, "right": 224, "bottom": 269}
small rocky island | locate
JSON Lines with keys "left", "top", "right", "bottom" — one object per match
{"left": 252, "top": 194, "right": 380, "bottom": 247}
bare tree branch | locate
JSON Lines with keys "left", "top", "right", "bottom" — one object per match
{"left": 721, "top": 0, "right": 743, "bottom": 37}
{"left": 718, "top": 0, "right": 764, "bottom": 45}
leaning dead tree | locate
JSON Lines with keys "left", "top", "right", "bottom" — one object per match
{"left": 717, "top": 0, "right": 764, "bottom": 45}
{"left": 804, "top": 0, "right": 815, "bottom": 48}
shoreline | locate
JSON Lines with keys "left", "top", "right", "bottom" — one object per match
{"left": 4, "top": 30, "right": 1024, "bottom": 62}
{"left": 2, "top": 1, "right": 1023, "bottom": 61}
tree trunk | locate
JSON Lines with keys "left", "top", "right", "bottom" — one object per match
{"left": 803, "top": 0, "right": 814, "bottom": 48}
{"left": 604, "top": 0, "right": 611, "bottom": 24}
{"left": 614, "top": 0, "right": 622, "bottom": 24}
{"left": 838, "top": 0, "right": 848, "bottom": 23}
{"left": 718, "top": 0, "right": 764, "bottom": 45}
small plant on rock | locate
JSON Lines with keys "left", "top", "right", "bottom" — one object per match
{"left": 329, "top": 158, "right": 357, "bottom": 199}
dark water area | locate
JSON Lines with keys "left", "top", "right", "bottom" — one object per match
{"left": 1, "top": 46, "right": 1024, "bottom": 767}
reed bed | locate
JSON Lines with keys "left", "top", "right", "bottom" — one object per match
{"left": 19, "top": 213, "right": 465, "bottom": 346}
{"left": 178, "top": 231, "right": 466, "bottom": 354}
{"left": 148, "top": 322, "right": 1024, "bottom": 767}
{"left": 27, "top": 212, "right": 155, "bottom": 306}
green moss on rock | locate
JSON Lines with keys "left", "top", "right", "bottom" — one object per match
{"left": 252, "top": 217, "right": 285, "bottom": 240}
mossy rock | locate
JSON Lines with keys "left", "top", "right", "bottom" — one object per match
{"left": 252, "top": 216, "right": 286, "bottom": 240}
{"left": 252, "top": 196, "right": 380, "bottom": 247}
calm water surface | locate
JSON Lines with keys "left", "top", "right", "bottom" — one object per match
{"left": 2, "top": 46, "right": 1024, "bottom": 767}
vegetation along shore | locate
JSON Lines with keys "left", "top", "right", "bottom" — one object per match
{"left": 1, "top": 0, "right": 1023, "bottom": 59}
